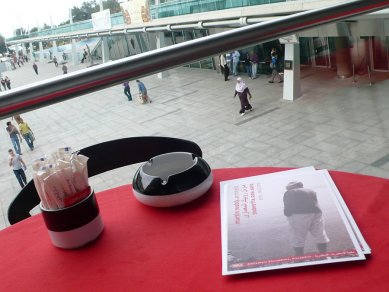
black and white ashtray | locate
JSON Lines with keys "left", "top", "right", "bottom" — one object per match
{"left": 132, "top": 152, "right": 213, "bottom": 207}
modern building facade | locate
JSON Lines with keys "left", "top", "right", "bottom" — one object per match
{"left": 4, "top": 1, "right": 389, "bottom": 80}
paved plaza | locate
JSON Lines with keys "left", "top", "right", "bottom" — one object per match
{"left": 0, "top": 60, "right": 388, "bottom": 229}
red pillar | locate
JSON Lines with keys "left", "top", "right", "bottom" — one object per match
{"left": 335, "top": 37, "right": 352, "bottom": 79}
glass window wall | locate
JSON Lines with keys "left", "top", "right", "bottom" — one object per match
{"left": 372, "top": 36, "right": 389, "bottom": 71}
{"left": 151, "top": 0, "right": 287, "bottom": 19}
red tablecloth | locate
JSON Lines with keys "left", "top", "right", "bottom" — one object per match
{"left": 1, "top": 167, "right": 389, "bottom": 291}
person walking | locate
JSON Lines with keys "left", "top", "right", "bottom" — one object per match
{"left": 81, "top": 49, "right": 88, "bottom": 63}
{"left": 250, "top": 51, "right": 259, "bottom": 79}
{"left": 5, "top": 76, "right": 11, "bottom": 89}
{"left": 0, "top": 77, "right": 6, "bottom": 90}
{"left": 136, "top": 80, "right": 152, "bottom": 103}
{"left": 269, "top": 48, "right": 283, "bottom": 83}
{"left": 62, "top": 64, "right": 68, "bottom": 74}
{"left": 231, "top": 50, "right": 240, "bottom": 76}
{"left": 233, "top": 77, "right": 252, "bottom": 116}
{"left": 33, "top": 62, "right": 38, "bottom": 75}
{"left": 8, "top": 149, "right": 27, "bottom": 188}
{"left": 220, "top": 54, "right": 230, "bottom": 81}
{"left": 17, "top": 118, "right": 35, "bottom": 151}
{"left": 6, "top": 121, "right": 23, "bottom": 155}
{"left": 123, "top": 81, "right": 132, "bottom": 101}
{"left": 283, "top": 181, "right": 330, "bottom": 257}
{"left": 53, "top": 56, "right": 58, "bottom": 67}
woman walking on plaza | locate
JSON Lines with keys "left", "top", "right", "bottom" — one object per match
{"left": 233, "top": 77, "right": 253, "bottom": 116}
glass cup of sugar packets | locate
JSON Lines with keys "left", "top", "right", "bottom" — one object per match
{"left": 33, "top": 147, "right": 104, "bottom": 249}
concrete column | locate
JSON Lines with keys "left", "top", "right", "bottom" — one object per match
{"left": 69, "top": 8, "right": 78, "bottom": 65}
{"left": 29, "top": 42, "right": 34, "bottom": 61}
{"left": 52, "top": 40, "right": 58, "bottom": 59}
{"left": 21, "top": 43, "right": 27, "bottom": 57}
{"left": 101, "top": 36, "right": 110, "bottom": 63}
{"left": 99, "top": 0, "right": 110, "bottom": 64}
{"left": 335, "top": 37, "right": 352, "bottom": 79}
{"left": 39, "top": 41, "right": 44, "bottom": 61}
{"left": 71, "top": 39, "right": 78, "bottom": 65}
{"left": 283, "top": 43, "right": 301, "bottom": 101}
{"left": 156, "top": 32, "right": 169, "bottom": 78}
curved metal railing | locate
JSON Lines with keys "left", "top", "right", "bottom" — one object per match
{"left": 1, "top": 0, "right": 389, "bottom": 119}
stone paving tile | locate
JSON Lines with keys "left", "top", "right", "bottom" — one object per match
{"left": 1, "top": 61, "right": 389, "bottom": 230}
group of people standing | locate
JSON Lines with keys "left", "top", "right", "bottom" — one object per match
{"left": 10, "top": 54, "right": 28, "bottom": 70}
{"left": 219, "top": 47, "right": 282, "bottom": 83}
{"left": 220, "top": 50, "right": 243, "bottom": 78}
{"left": 5, "top": 116, "right": 35, "bottom": 188}
{"left": 242, "top": 52, "right": 259, "bottom": 79}
{"left": 0, "top": 76, "right": 11, "bottom": 91}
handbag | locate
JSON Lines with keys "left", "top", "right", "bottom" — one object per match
{"left": 30, "top": 131, "right": 35, "bottom": 141}
{"left": 137, "top": 93, "right": 146, "bottom": 104}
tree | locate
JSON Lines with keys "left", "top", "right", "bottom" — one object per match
{"left": 71, "top": 1, "right": 99, "bottom": 22}
{"left": 15, "top": 27, "right": 28, "bottom": 36}
{"left": 71, "top": 1, "right": 121, "bottom": 22}
{"left": 0, "top": 35, "right": 6, "bottom": 54}
{"left": 101, "top": 0, "right": 121, "bottom": 14}
{"left": 59, "top": 20, "right": 71, "bottom": 26}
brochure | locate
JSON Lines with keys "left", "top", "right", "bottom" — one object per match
{"left": 322, "top": 170, "right": 371, "bottom": 254}
{"left": 220, "top": 168, "right": 366, "bottom": 275}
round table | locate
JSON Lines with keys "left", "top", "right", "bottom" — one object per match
{"left": 1, "top": 167, "right": 388, "bottom": 291}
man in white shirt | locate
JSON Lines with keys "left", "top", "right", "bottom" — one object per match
{"left": 220, "top": 54, "right": 229, "bottom": 81}
{"left": 8, "top": 149, "right": 27, "bottom": 187}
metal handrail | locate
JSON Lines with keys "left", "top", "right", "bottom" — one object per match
{"left": 1, "top": 0, "right": 389, "bottom": 118}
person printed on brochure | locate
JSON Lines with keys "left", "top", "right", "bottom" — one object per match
{"left": 283, "top": 181, "right": 330, "bottom": 257}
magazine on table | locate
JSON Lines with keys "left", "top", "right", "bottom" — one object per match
{"left": 322, "top": 170, "right": 371, "bottom": 254}
{"left": 220, "top": 168, "right": 367, "bottom": 275}
{"left": 221, "top": 167, "right": 370, "bottom": 255}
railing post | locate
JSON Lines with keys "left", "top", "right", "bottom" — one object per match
{"left": 368, "top": 65, "right": 372, "bottom": 86}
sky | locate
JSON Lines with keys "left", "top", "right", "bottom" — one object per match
{"left": 0, "top": 0, "right": 86, "bottom": 38}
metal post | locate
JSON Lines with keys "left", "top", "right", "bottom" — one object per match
{"left": 368, "top": 65, "right": 372, "bottom": 86}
